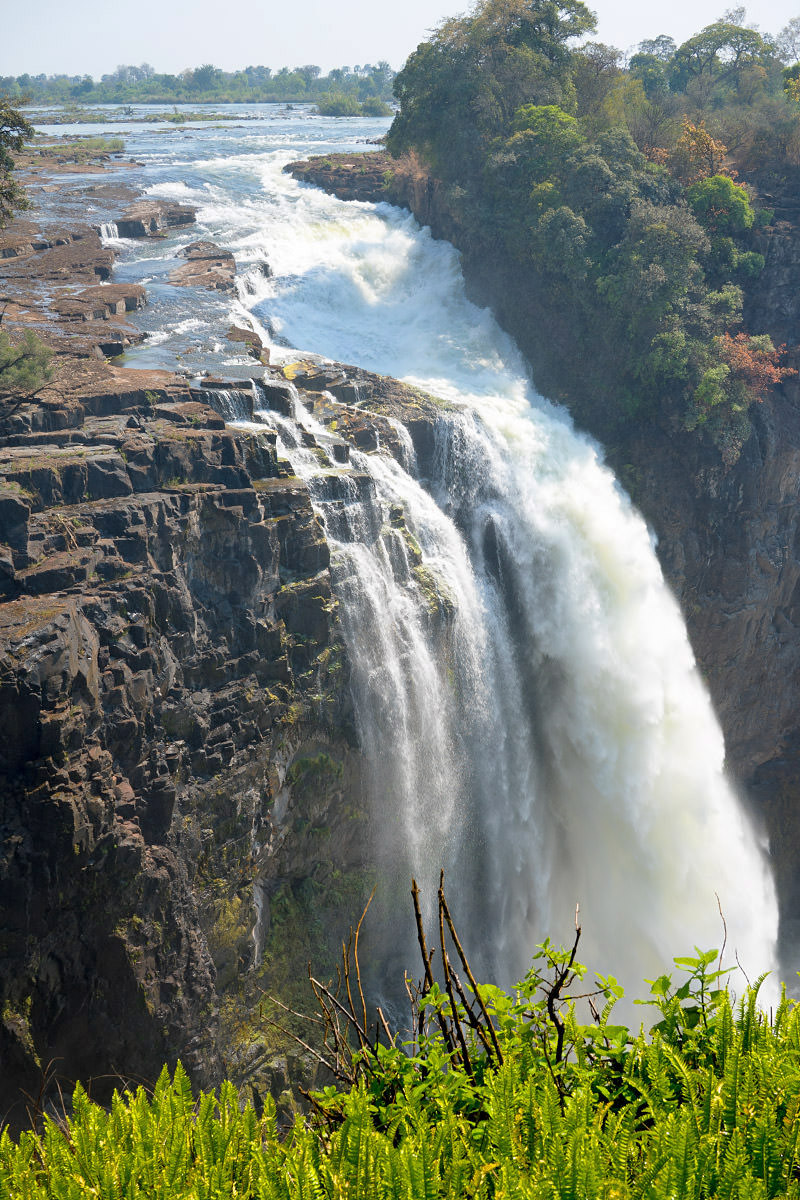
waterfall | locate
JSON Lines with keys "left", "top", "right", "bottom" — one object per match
{"left": 212, "top": 148, "right": 779, "bottom": 999}
{"left": 196, "top": 385, "right": 255, "bottom": 422}
{"left": 100, "top": 221, "right": 120, "bottom": 242}
{"left": 254, "top": 377, "right": 778, "bottom": 1003}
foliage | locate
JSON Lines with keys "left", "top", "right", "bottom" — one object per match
{"left": 316, "top": 91, "right": 363, "bottom": 116}
{"left": 316, "top": 93, "right": 391, "bottom": 117}
{"left": 686, "top": 332, "right": 793, "bottom": 462}
{"left": 384, "top": 2, "right": 797, "bottom": 456}
{"left": 670, "top": 20, "right": 769, "bottom": 93}
{"left": 3, "top": 940, "right": 800, "bottom": 1198}
{"left": 0, "top": 98, "right": 33, "bottom": 228}
{"left": 0, "top": 62, "right": 396, "bottom": 107}
{"left": 671, "top": 118, "right": 731, "bottom": 185}
{"left": 387, "top": 0, "right": 595, "bottom": 177}
{"left": 38, "top": 135, "right": 125, "bottom": 162}
{"left": 0, "top": 329, "right": 52, "bottom": 409}
{"left": 686, "top": 174, "right": 754, "bottom": 234}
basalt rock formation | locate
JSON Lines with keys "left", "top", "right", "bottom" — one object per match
{"left": 170, "top": 241, "right": 236, "bottom": 292}
{"left": 0, "top": 348, "right": 444, "bottom": 1125}
{"left": 0, "top": 165, "right": 446, "bottom": 1126}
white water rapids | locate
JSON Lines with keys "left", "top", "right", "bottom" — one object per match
{"left": 115, "top": 123, "right": 777, "bottom": 999}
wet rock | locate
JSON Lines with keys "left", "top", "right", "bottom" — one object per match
{"left": 52, "top": 283, "right": 146, "bottom": 322}
{"left": 228, "top": 324, "right": 270, "bottom": 363}
{"left": 116, "top": 199, "right": 197, "bottom": 238}
{"left": 170, "top": 240, "right": 236, "bottom": 292}
{"left": 0, "top": 228, "right": 115, "bottom": 284}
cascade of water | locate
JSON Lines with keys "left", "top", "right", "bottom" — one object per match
{"left": 146, "top": 132, "right": 778, "bottom": 997}
{"left": 100, "top": 221, "right": 120, "bottom": 242}
{"left": 200, "top": 387, "right": 255, "bottom": 423}
{"left": 256, "top": 376, "right": 778, "bottom": 1002}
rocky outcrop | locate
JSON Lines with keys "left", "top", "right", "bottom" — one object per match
{"left": 51, "top": 283, "right": 146, "bottom": 322}
{"left": 227, "top": 325, "right": 270, "bottom": 364}
{"left": 170, "top": 241, "right": 236, "bottom": 292}
{"left": 115, "top": 199, "right": 197, "bottom": 239}
{"left": 0, "top": 225, "right": 145, "bottom": 359}
{"left": 0, "top": 159, "right": 422, "bottom": 1124}
{"left": 0, "top": 359, "right": 379, "bottom": 1124}
{"left": 291, "top": 153, "right": 397, "bottom": 203}
{"left": 0, "top": 205, "right": 447, "bottom": 1122}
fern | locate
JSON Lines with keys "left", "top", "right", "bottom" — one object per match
{"left": 4, "top": 947, "right": 800, "bottom": 1200}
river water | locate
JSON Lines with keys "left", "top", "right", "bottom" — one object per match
{"left": 34, "top": 105, "right": 779, "bottom": 999}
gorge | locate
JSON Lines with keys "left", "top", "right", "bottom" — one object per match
{"left": 0, "top": 104, "right": 791, "bottom": 1121}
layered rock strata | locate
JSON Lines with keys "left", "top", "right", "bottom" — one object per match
{"left": 0, "top": 167, "right": 447, "bottom": 1123}
{"left": 170, "top": 241, "right": 236, "bottom": 292}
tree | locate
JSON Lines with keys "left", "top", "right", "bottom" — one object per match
{"left": 671, "top": 117, "right": 730, "bottom": 183}
{"left": 388, "top": 0, "right": 595, "bottom": 177}
{"left": 776, "top": 16, "right": 800, "bottom": 63}
{"left": 671, "top": 20, "right": 767, "bottom": 93}
{"left": 637, "top": 34, "right": 677, "bottom": 61}
{"left": 686, "top": 173, "right": 754, "bottom": 233}
{"left": 0, "top": 326, "right": 52, "bottom": 422}
{"left": 0, "top": 98, "right": 33, "bottom": 228}
{"left": 189, "top": 64, "right": 221, "bottom": 93}
{"left": 571, "top": 42, "right": 622, "bottom": 114}
{"left": 297, "top": 64, "right": 321, "bottom": 86}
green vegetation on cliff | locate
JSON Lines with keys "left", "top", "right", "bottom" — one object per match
{"left": 0, "top": 98, "right": 33, "bottom": 227}
{"left": 2, "top": 942, "right": 799, "bottom": 1198}
{"left": 387, "top": 0, "right": 799, "bottom": 460}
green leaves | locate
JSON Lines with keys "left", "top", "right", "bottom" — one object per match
{"left": 4, "top": 950, "right": 800, "bottom": 1198}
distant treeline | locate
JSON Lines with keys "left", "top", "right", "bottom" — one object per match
{"left": 0, "top": 61, "right": 395, "bottom": 107}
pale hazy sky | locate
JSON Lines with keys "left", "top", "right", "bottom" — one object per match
{"left": 2, "top": 0, "right": 798, "bottom": 79}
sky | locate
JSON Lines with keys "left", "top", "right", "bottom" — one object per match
{"left": 1, "top": 0, "right": 798, "bottom": 79}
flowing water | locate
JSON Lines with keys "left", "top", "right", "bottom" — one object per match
{"left": 36, "top": 105, "right": 779, "bottom": 998}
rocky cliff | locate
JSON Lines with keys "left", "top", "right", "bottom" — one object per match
{"left": 0, "top": 167, "right": 447, "bottom": 1126}
{"left": 289, "top": 151, "right": 800, "bottom": 961}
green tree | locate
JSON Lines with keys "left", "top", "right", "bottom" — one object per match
{"left": 686, "top": 172, "right": 754, "bottom": 233}
{"left": 188, "top": 63, "right": 221, "bottom": 93}
{"left": 0, "top": 327, "right": 53, "bottom": 421}
{"left": 0, "top": 98, "right": 33, "bottom": 228}
{"left": 671, "top": 19, "right": 768, "bottom": 93}
{"left": 388, "top": 0, "right": 595, "bottom": 177}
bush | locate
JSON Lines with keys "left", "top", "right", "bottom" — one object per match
{"left": 316, "top": 92, "right": 362, "bottom": 117}
{"left": 1, "top": 942, "right": 797, "bottom": 1198}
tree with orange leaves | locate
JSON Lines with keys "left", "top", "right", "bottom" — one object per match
{"left": 687, "top": 332, "right": 793, "bottom": 463}
{"left": 671, "top": 117, "right": 731, "bottom": 184}
{"left": 717, "top": 332, "right": 793, "bottom": 399}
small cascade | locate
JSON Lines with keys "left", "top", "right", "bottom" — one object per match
{"left": 192, "top": 384, "right": 255, "bottom": 423}
{"left": 100, "top": 221, "right": 120, "bottom": 242}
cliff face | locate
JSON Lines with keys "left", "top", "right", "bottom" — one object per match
{"left": 0, "top": 361, "right": 371, "bottom": 1121}
{"left": 289, "top": 153, "right": 800, "bottom": 954}
{"left": 0, "top": 161, "right": 455, "bottom": 1123}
